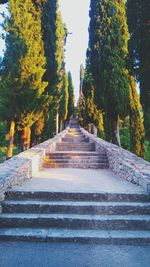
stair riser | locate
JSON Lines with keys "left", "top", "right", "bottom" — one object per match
{"left": 56, "top": 144, "right": 95, "bottom": 147}
{"left": 46, "top": 153, "right": 101, "bottom": 156}
{"left": 45, "top": 155, "right": 108, "bottom": 162}
{"left": 5, "top": 192, "right": 149, "bottom": 202}
{"left": 0, "top": 235, "right": 150, "bottom": 245}
{"left": 56, "top": 142, "right": 94, "bottom": 145}
{"left": 44, "top": 160, "right": 108, "bottom": 164}
{"left": 62, "top": 136, "right": 88, "bottom": 139}
{"left": 2, "top": 204, "right": 150, "bottom": 215}
{"left": 56, "top": 148, "right": 96, "bottom": 152}
{"left": 68, "top": 130, "right": 81, "bottom": 133}
{"left": 43, "top": 164, "right": 108, "bottom": 169}
{"left": 62, "top": 140, "right": 89, "bottom": 143}
{"left": 0, "top": 218, "right": 150, "bottom": 230}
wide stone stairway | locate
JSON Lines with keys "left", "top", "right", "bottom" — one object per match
{"left": 43, "top": 119, "right": 109, "bottom": 169}
{"left": 0, "top": 119, "right": 150, "bottom": 244}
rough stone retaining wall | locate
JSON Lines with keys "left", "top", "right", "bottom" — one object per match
{"left": 81, "top": 127, "right": 150, "bottom": 194}
{"left": 0, "top": 128, "right": 69, "bottom": 201}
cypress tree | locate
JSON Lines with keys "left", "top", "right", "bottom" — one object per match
{"left": 67, "top": 71, "right": 74, "bottom": 120}
{"left": 59, "top": 71, "right": 69, "bottom": 130}
{"left": 88, "top": 0, "right": 129, "bottom": 146}
{"left": 0, "top": 0, "right": 47, "bottom": 156}
{"left": 0, "top": 0, "right": 8, "bottom": 3}
{"left": 41, "top": 0, "right": 67, "bottom": 137}
{"left": 79, "top": 64, "right": 85, "bottom": 97}
{"left": 127, "top": 0, "right": 150, "bottom": 140}
{"left": 79, "top": 67, "right": 104, "bottom": 138}
{"left": 129, "top": 76, "right": 145, "bottom": 157}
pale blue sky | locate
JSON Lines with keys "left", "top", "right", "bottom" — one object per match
{"left": 59, "top": 0, "right": 90, "bottom": 101}
{"left": 0, "top": 1, "right": 90, "bottom": 102}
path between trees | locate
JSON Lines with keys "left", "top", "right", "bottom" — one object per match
{"left": 0, "top": 119, "right": 150, "bottom": 244}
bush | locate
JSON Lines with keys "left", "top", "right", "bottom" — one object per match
{"left": 144, "top": 141, "right": 150, "bottom": 162}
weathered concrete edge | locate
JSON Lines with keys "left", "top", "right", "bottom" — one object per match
{"left": 0, "top": 128, "right": 69, "bottom": 201}
{"left": 81, "top": 127, "right": 150, "bottom": 194}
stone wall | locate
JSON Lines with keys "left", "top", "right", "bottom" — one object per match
{"left": 81, "top": 127, "right": 150, "bottom": 193}
{"left": 0, "top": 128, "right": 69, "bottom": 201}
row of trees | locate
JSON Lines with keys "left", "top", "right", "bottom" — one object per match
{"left": 78, "top": 0, "right": 149, "bottom": 158}
{"left": 0, "top": 0, "right": 74, "bottom": 159}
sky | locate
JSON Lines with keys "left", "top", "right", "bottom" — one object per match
{"left": 0, "top": 4, "right": 8, "bottom": 56}
{"left": 59, "top": 0, "right": 90, "bottom": 101}
{"left": 0, "top": 1, "right": 90, "bottom": 102}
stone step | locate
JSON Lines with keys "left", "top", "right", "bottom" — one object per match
{"left": 2, "top": 200, "right": 150, "bottom": 215}
{"left": 56, "top": 148, "right": 96, "bottom": 152}
{"left": 56, "top": 144, "right": 95, "bottom": 148}
{"left": 68, "top": 129, "right": 81, "bottom": 132}
{"left": 62, "top": 135, "right": 88, "bottom": 138}
{"left": 56, "top": 143, "right": 96, "bottom": 152}
{"left": 69, "top": 126, "right": 80, "bottom": 129}
{"left": 62, "top": 138, "right": 89, "bottom": 143}
{"left": 0, "top": 213, "right": 150, "bottom": 230}
{"left": 0, "top": 228, "right": 150, "bottom": 244}
{"left": 5, "top": 191, "right": 149, "bottom": 202}
{"left": 44, "top": 157, "right": 109, "bottom": 167}
{"left": 65, "top": 132, "right": 83, "bottom": 136}
{"left": 45, "top": 153, "right": 108, "bottom": 161}
{"left": 43, "top": 163, "right": 108, "bottom": 169}
{"left": 46, "top": 152, "right": 102, "bottom": 157}
{"left": 44, "top": 158, "right": 107, "bottom": 163}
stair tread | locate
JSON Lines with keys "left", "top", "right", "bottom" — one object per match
{"left": 47, "top": 152, "right": 101, "bottom": 155}
{"left": 3, "top": 200, "right": 150, "bottom": 206}
{"left": 1, "top": 213, "right": 150, "bottom": 220}
{"left": 0, "top": 228, "right": 150, "bottom": 239}
{"left": 6, "top": 191, "right": 148, "bottom": 197}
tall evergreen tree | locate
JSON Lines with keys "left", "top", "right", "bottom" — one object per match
{"left": 79, "top": 66, "right": 104, "bottom": 138}
{"left": 0, "top": 0, "right": 47, "bottom": 156}
{"left": 59, "top": 71, "right": 69, "bottom": 130}
{"left": 41, "top": 0, "right": 67, "bottom": 137}
{"left": 88, "top": 0, "right": 129, "bottom": 146}
{"left": 79, "top": 64, "right": 85, "bottom": 97}
{"left": 67, "top": 71, "right": 74, "bottom": 120}
{"left": 129, "top": 76, "right": 145, "bottom": 156}
{"left": 127, "top": 0, "right": 150, "bottom": 140}
{"left": 0, "top": 0, "right": 8, "bottom": 3}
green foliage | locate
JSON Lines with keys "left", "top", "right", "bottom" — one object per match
{"left": 41, "top": 0, "right": 67, "bottom": 138}
{"left": 129, "top": 76, "right": 145, "bottom": 157}
{"left": 79, "top": 69, "right": 105, "bottom": 138}
{"left": 0, "top": 0, "right": 8, "bottom": 3}
{"left": 127, "top": 0, "right": 150, "bottom": 140}
{"left": 0, "top": 0, "right": 48, "bottom": 131}
{"left": 59, "top": 71, "right": 69, "bottom": 123}
{"left": 88, "top": 0, "right": 129, "bottom": 118}
{"left": 0, "top": 122, "right": 8, "bottom": 147}
{"left": 67, "top": 71, "right": 75, "bottom": 119}
{"left": 79, "top": 64, "right": 85, "bottom": 96}
{"left": 120, "top": 118, "right": 131, "bottom": 150}
{"left": 144, "top": 141, "right": 150, "bottom": 162}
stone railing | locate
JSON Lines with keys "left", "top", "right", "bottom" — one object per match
{"left": 0, "top": 127, "right": 69, "bottom": 201}
{"left": 81, "top": 127, "right": 150, "bottom": 194}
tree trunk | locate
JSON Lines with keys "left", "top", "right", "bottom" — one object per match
{"left": 60, "top": 120, "right": 64, "bottom": 132}
{"left": 111, "top": 114, "right": 121, "bottom": 147}
{"left": 21, "top": 127, "right": 31, "bottom": 151}
{"left": 6, "top": 120, "right": 15, "bottom": 160}
{"left": 56, "top": 112, "right": 59, "bottom": 135}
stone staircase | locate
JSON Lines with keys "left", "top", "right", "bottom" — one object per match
{"left": 43, "top": 119, "right": 109, "bottom": 169}
{"left": 0, "top": 118, "right": 150, "bottom": 244}
{"left": 0, "top": 191, "right": 150, "bottom": 243}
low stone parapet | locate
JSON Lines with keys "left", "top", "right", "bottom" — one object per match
{"left": 0, "top": 128, "right": 69, "bottom": 201}
{"left": 81, "top": 127, "right": 150, "bottom": 193}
